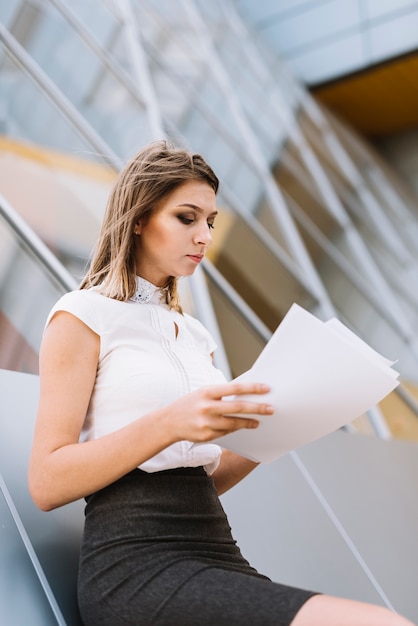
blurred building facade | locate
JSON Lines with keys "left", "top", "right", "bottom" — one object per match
{"left": 238, "top": 0, "right": 418, "bottom": 196}
{"left": 1, "top": 0, "right": 418, "bottom": 437}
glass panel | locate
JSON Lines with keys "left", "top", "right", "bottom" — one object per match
{"left": 205, "top": 273, "right": 267, "bottom": 379}
{"left": 56, "top": 0, "right": 118, "bottom": 47}
{"left": 213, "top": 36, "right": 285, "bottom": 162}
{"left": 0, "top": 212, "right": 67, "bottom": 374}
{"left": 234, "top": 0, "right": 325, "bottom": 24}
{"left": 7, "top": 0, "right": 150, "bottom": 157}
{"left": 0, "top": 43, "right": 113, "bottom": 165}
{"left": 294, "top": 214, "right": 418, "bottom": 379}
{"left": 0, "top": 0, "right": 20, "bottom": 25}
{"left": 0, "top": 484, "right": 60, "bottom": 626}
{"left": 286, "top": 32, "right": 365, "bottom": 84}
{"left": 207, "top": 205, "right": 316, "bottom": 332}
{"left": 246, "top": 0, "right": 361, "bottom": 55}
{"left": 369, "top": 10, "right": 418, "bottom": 62}
{"left": 366, "top": 0, "right": 418, "bottom": 19}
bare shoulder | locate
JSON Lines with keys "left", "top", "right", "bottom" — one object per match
{"left": 37, "top": 311, "right": 99, "bottom": 427}
{"left": 41, "top": 309, "right": 100, "bottom": 368}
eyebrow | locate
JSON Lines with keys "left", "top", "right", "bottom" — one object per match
{"left": 177, "top": 203, "right": 218, "bottom": 216}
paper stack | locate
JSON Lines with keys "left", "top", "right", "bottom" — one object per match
{"left": 211, "top": 304, "right": 399, "bottom": 463}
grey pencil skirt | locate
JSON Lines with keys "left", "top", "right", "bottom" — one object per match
{"left": 78, "top": 467, "right": 317, "bottom": 625}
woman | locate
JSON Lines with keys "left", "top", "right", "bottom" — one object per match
{"left": 29, "top": 141, "right": 415, "bottom": 625}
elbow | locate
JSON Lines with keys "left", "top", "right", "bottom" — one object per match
{"left": 37, "top": 500, "right": 56, "bottom": 513}
{"left": 28, "top": 471, "right": 58, "bottom": 512}
{"left": 29, "top": 483, "right": 53, "bottom": 512}
{"left": 30, "top": 490, "right": 59, "bottom": 512}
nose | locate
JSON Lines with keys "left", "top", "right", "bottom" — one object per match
{"left": 193, "top": 222, "right": 213, "bottom": 247}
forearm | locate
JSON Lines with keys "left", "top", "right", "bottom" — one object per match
{"left": 211, "top": 449, "right": 259, "bottom": 495}
{"left": 29, "top": 410, "right": 174, "bottom": 511}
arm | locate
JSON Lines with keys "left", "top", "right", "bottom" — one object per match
{"left": 29, "top": 312, "right": 273, "bottom": 511}
{"left": 211, "top": 450, "right": 259, "bottom": 495}
{"left": 29, "top": 311, "right": 176, "bottom": 510}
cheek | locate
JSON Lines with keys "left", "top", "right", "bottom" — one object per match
{"left": 141, "top": 216, "right": 186, "bottom": 257}
{"left": 143, "top": 223, "right": 171, "bottom": 249}
{"left": 155, "top": 220, "right": 185, "bottom": 247}
{"left": 154, "top": 226, "right": 176, "bottom": 251}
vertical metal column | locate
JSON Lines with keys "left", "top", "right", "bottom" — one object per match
{"left": 117, "top": 0, "right": 165, "bottom": 141}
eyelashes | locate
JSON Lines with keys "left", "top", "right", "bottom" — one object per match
{"left": 177, "top": 215, "right": 193, "bottom": 225}
{"left": 177, "top": 215, "right": 215, "bottom": 229}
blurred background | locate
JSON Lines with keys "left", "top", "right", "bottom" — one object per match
{"left": 1, "top": 3, "right": 418, "bottom": 623}
{"left": 1, "top": 0, "right": 417, "bottom": 438}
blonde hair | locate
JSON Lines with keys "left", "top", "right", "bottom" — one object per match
{"left": 80, "top": 141, "right": 219, "bottom": 312}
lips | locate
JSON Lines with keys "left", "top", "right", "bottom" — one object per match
{"left": 187, "top": 254, "right": 203, "bottom": 264}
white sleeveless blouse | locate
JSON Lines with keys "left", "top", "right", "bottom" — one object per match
{"left": 46, "top": 278, "right": 226, "bottom": 474}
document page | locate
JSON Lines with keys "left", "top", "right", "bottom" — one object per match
{"left": 210, "top": 304, "right": 399, "bottom": 463}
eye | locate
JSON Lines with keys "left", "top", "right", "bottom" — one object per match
{"left": 207, "top": 221, "right": 215, "bottom": 230}
{"left": 177, "top": 215, "right": 194, "bottom": 225}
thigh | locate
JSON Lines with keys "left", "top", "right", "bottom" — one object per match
{"left": 153, "top": 566, "right": 317, "bottom": 626}
{"left": 290, "top": 594, "right": 414, "bottom": 626}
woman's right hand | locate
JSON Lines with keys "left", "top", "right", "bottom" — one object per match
{"left": 164, "top": 382, "right": 274, "bottom": 444}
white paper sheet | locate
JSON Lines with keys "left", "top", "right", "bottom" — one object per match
{"left": 209, "top": 304, "right": 399, "bottom": 463}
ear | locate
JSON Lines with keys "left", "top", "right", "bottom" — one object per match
{"left": 134, "top": 220, "right": 141, "bottom": 235}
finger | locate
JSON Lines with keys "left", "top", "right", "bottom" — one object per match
{"left": 212, "top": 415, "right": 260, "bottom": 433}
{"left": 220, "top": 399, "right": 274, "bottom": 416}
{"left": 211, "top": 415, "right": 260, "bottom": 437}
{"left": 203, "top": 382, "right": 271, "bottom": 399}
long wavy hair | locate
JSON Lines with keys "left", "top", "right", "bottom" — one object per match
{"left": 80, "top": 141, "right": 219, "bottom": 312}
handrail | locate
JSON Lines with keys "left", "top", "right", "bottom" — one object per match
{"left": 0, "top": 473, "right": 67, "bottom": 626}
{"left": 0, "top": 22, "right": 121, "bottom": 171}
{"left": 47, "top": 0, "right": 146, "bottom": 109}
{"left": 0, "top": 194, "right": 78, "bottom": 292}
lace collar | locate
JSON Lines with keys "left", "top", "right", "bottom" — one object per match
{"left": 130, "top": 276, "right": 166, "bottom": 305}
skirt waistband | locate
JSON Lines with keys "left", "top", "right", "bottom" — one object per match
{"left": 133, "top": 465, "right": 208, "bottom": 477}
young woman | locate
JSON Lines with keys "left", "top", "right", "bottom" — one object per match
{"left": 29, "top": 141, "right": 415, "bottom": 625}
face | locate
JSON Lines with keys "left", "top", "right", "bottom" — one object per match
{"left": 134, "top": 180, "right": 217, "bottom": 287}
